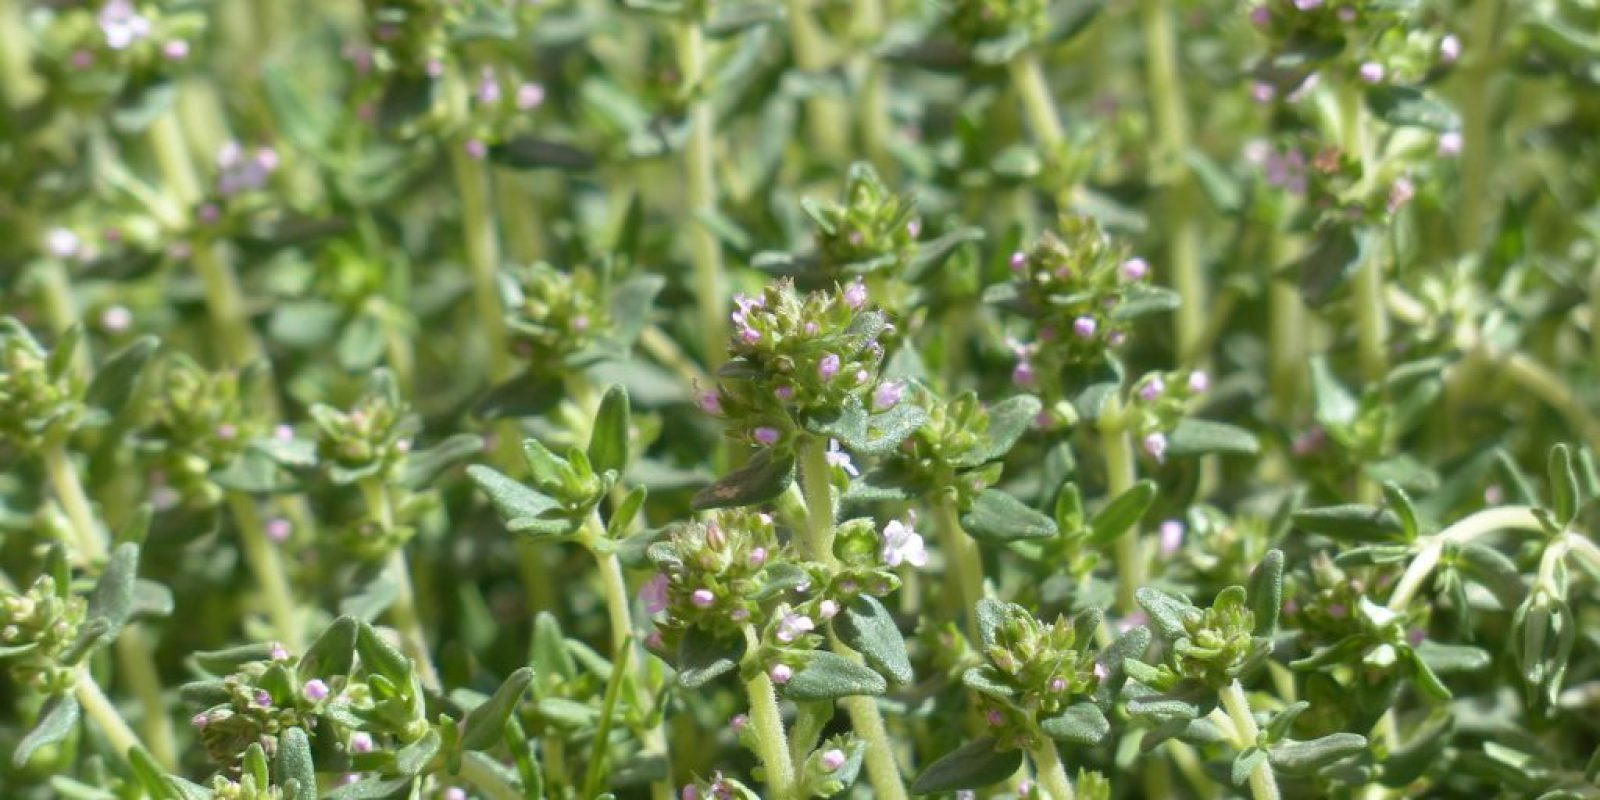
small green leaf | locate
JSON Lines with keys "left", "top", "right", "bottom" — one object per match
{"left": 1382, "top": 483, "right": 1420, "bottom": 542}
{"left": 1167, "top": 419, "right": 1260, "bottom": 457}
{"left": 1310, "top": 356, "right": 1359, "bottom": 427}
{"left": 1248, "top": 550, "right": 1284, "bottom": 637}
{"left": 588, "top": 385, "right": 631, "bottom": 477}
{"left": 677, "top": 627, "right": 744, "bottom": 689}
{"left": 467, "top": 465, "right": 559, "bottom": 523}
{"left": 832, "top": 596, "right": 913, "bottom": 685}
{"left": 355, "top": 619, "right": 415, "bottom": 687}
{"left": 14, "top": 693, "right": 79, "bottom": 768}
{"left": 377, "top": 73, "right": 434, "bottom": 132}
{"left": 1366, "top": 85, "right": 1460, "bottom": 131}
{"left": 275, "top": 727, "right": 317, "bottom": 800}
{"left": 400, "top": 434, "right": 484, "bottom": 489}
{"left": 84, "top": 336, "right": 158, "bottom": 417}
{"left": 1087, "top": 480, "right": 1157, "bottom": 546}
{"left": 1040, "top": 702, "right": 1110, "bottom": 745}
{"left": 1233, "top": 747, "right": 1270, "bottom": 787}
{"left": 911, "top": 737, "right": 1023, "bottom": 794}
{"left": 1135, "top": 588, "right": 1192, "bottom": 643}
{"left": 1269, "top": 733, "right": 1369, "bottom": 774}
{"left": 1549, "top": 444, "right": 1580, "bottom": 525}
{"left": 87, "top": 543, "right": 141, "bottom": 644}
{"left": 1094, "top": 626, "right": 1151, "bottom": 709}
{"left": 1292, "top": 505, "right": 1406, "bottom": 543}
{"left": 961, "top": 490, "right": 1059, "bottom": 543}
{"left": 691, "top": 449, "right": 795, "bottom": 510}
{"left": 1413, "top": 641, "right": 1491, "bottom": 674}
{"left": 783, "top": 652, "right": 887, "bottom": 701}
{"left": 490, "top": 137, "right": 598, "bottom": 171}
{"left": 954, "top": 395, "right": 1040, "bottom": 467}
{"left": 461, "top": 667, "right": 534, "bottom": 752}
{"left": 1263, "top": 701, "right": 1309, "bottom": 744}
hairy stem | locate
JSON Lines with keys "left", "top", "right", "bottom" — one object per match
{"left": 1028, "top": 740, "right": 1076, "bottom": 800}
{"left": 74, "top": 667, "right": 145, "bottom": 763}
{"left": 360, "top": 478, "right": 440, "bottom": 690}
{"left": 784, "top": 0, "right": 849, "bottom": 158}
{"left": 458, "top": 753, "right": 528, "bottom": 800}
{"left": 675, "top": 21, "right": 729, "bottom": 368}
{"left": 43, "top": 440, "right": 105, "bottom": 565}
{"left": 1219, "top": 680, "right": 1280, "bottom": 800}
{"left": 1009, "top": 53, "right": 1065, "bottom": 149}
{"left": 1387, "top": 506, "right": 1543, "bottom": 611}
{"left": 1099, "top": 403, "right": 1142, "bottom": 613}
{"left": 1457, "top": 0, "right": 1503, "bottom": 253}
{"left": 114, "top": 633, "right": 177, "bottom": 769}
{"left": 448, "top": 141, "right": 514, "bottom": 384}
{"left": 744, "top": 625, "right": 798, "bottom": 799}
{"left": 0, "top": 0, "right": 42, "bottom": 109}
{"left": 227, "top": 492, "right": 304, "bottom": 652}
{"left": 933, "top": 493, "right": 985, "bottom": 640}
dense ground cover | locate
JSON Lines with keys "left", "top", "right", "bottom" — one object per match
{"left": 2, "top": 0, "right": 1599, "bottom": 798}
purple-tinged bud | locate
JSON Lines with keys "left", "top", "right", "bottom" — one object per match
{"left": 854, "top": 369, "right": 870, "bottom": 384}
{"left": 740, "top": 327, "right": 761, "bottom": 344}
{"left": 1293, "top": 0, "right": 1321, "bottom": 9}
{"left": 217, "top": 423, "right": 238, "bottom": 440}
{"left": 1251, "top": 82, "right": 1276, "bottom": 104}
{"left": 303, "top": 680, "right": 329, "bottom": 702}
{"left": 1012, "top": 361, "right": 1036, "bottom": 388}
{"left": 1073, "top": 316, "right": 1098, "bottom": 339}
{"left": 1139, "top": 376, "right": 1165, "bottom": 402}
{"left": 45, "top": 228, "right": 80, "bottom": 259}
{"left": 907, "top": 218, "right": 922, "bottom": 237}
{"left": 1142, "top": 432, "right": 1168, "bottom": 463}
{"left": 821, "top": 749, "right": 847, "bottom": 771}
{"left": 464, "top": 139, "right": 488, "bottom": 160}
{"left": 754, "top": 426, "right": 780, "bottom": 446}
{"left": 1009, "top": 251, "right": 1028, "bottom": 273}
{"left": 1249, "top": 6, "right": 1270, "bottom": 27}
{"left": 1337, "top": 6, "right": 1356, "bottom": 20}
{"left": 1359, "top": 62, "right": 1385, "bottom": 84}
{"left": 804, "top": 321, "right": 820, "bottom": 336}
{"left": 698, "top": 391, "right": 722, "bottom": 415}
{"left": 1484, "top": 484, "right": 1504, "bottom": 505}
{"left": 873, "top": 381, "right": 904, "bottom": 411}
{"left": 275, "top": 424, "right": 295, "bottom": 441}
{"left": 748, "top": 547, "right": 768, "bottom": 567}
{"left": 256, "top": 690, "right": 274, "bottom": 707}
{"left": 192, "top": 713, "right": 209, "bottom": 728}
{"left": 1328, "top": 603, "right": 1347, "bottom": 619}
{"left": 818, "top": 599, "right": 839, "bottom": 620}
{"left": 1387, "top": 176, "right": 1416, "bottom": 214}
{"left": 517, "top": 83, "right": 546, "bottom": 110}
{"left": 641, "top": 573, "right": 669, "bottom": 614}
{"left": 770, "top": 664, "right": 793, "bottom": 684}
{"left": 1408, "top": 628, "right": 1426, "bottom": 647}
{"left": 1049, "top": 677, "right": 1067, "bottom": 693}
{"left": 270, "top": 642, "right": 290, "bottom": 661}
{"left": 1109, "top": 331, "right": 1127, "bottom": 347}
{"left": 731, "top": 714, "right": 749, "bottom": 732}
{"left": 705, "top": 521, "right": 727, "bottom": 550}
{"left": 1188, "top": 371, "right": 1209, "bottom": 393}
{"left": 682, "top": 786, "right": 700, "bottom": 800}
{"left": 730, "top": 607, "right": 750, "bottom": 621}
{"left": 1019, "top": 780, "right": 1034, "bottom": 798}
{"left": 350, "top": 732, "right": 374, "bottom": 753}
{"left": 1438, "top": 131, "right": 1463, "bottom": 157}
{"left": 1121, "top": 257, "right": 1149, "bottom": 281}
{"left": 819, "top": 354, "right": 841, "bottom": 380}
{"left": 1440, "top": 35, "right": 1461, "bottom": 63}
{"left": 1159, "top": 520, "right": 1185, "bottom": 555}
{"left": 445, "top": 789, "right": 467, "bottom": 800}
{"left": 985, "top": 709, "right": 1004, "bottom": 727}
{"left": 691, "top": 589, "right": 715, "bottom": 608}
{"left": 426, "top": 59, "right": 444, "bottom": 78}
{"left": 100, "top": 305, "right": 133, "bottom": 333}
{"left": 1093, "top": 662, "right": 1109, "bottom": 681}
{"left": 844, "top": 279, "right": 868, "bottom": 309}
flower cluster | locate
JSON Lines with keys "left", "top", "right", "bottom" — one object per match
{"left": 1248, "top": 0, "right": 1460, "bottom": 96}
{"left": 0, "top": 574, "right": 86, "bottom": 693}
{"left": 644, "top": 509, "right": 783, "bottom": 640}
{"left": 0, "top": 320, "right": 82, "bottom": 446}
{"left": 970, "top": 600, "right": 1102, "bottom": 726}
{"left": 136, "top": 356, "right": 265, "bottom": 506}
{"left": 309, "top": 371, "right": 418, "bottom": 485}
{"left": 1124, "top": 368, "right": 1210, "bottom": 463}
{"left": 947, "top": 0, "right": 1050, "bottom": 49}
{"left": 805, "top": 163, "right": 922, "bottom": 276}
{"left": 503, "top": 263, "right": 605, "bottom": 367}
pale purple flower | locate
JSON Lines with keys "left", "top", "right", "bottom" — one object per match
{"left": 640, "top": 573, "right": 669, "bottom": 614}
{"left": 100, "top": 305, "right": 133, "bottom": 333}
{"left": 881, "top": 513, "right": 928, "bottom": 568}
{"left": 705, "top": 521, "right": 727, "bottom": 550}
{"left": 100, "top": 0, "right": 152, "bottom": 50}
{"left": 775, "top": 385, "right": 795, "bottom": 401}
{"left": 464, "top": 139, "right": 488, "bottom": 160}
{"left": 820, "top": 749, "right": 847, "bottom": 771}
{"left": 1109, "top": 331, "right": 1127, "bottom": 347}
{"left": 1438, "top": 131, "right": 1463, "bottom": 157}
{"left": 217, "top": 423, "right": 238, "bottom": 441}
{"left": 163, "top": 40, "right": 190, "bottom": 60}
{"left": 805, "top": 321, "right": 821, "bottom": 336}
{"left": 1093, "top": 662, "right": 1108, "bottom": 681}
{"left": 426, "top": 59, "right": 444, "bottom": 78}
{"left": 1249, "top": 6, "right": 1270, "bottom": 27}
{"left": 1121, "top": 257, "right": 1149, "bottom": 281}
{"left": 191, "top": 713, "right": 209, "bottom": 728}
{"left": 303, "top": 680, "right": 329, "bottom": 702}
{"left": 682, "top": 786, "right": 700, "bottom": 800}
{"left": 1293, "top": 0, "right": 1321, "bottom": 9}
{"left": 825, "top": 439, "right": 858, "bottom": 477}
{"left": 985, "top": 709, "right": 1004, "bottom": 727}
{"left": 1251, "top": 82, "right": 1276, "bottom": 104}
{"left": 748, "top": 547, "right": 768, "bottom": 567}
{"left": 256, "top": 690, "right": 274, "bottom": 707}
{"left": 776, "top": 612, "right": 816, "bottom": 643}
{"left": 1048, "top": 677, "right": 1067, "bottom": 693}
{"left": 1012, "top": 361, "right": 1036, "bottom": 388}
{"left": 844, "top": 278, "right": 868, "bottom": 309}
{"left": 517, "top": 83, "right": 546, "bottom": 110}
{"left": 1009, "top": 251, "right": 1028, "bottom": 273}
{"left": 1073, "top": 316, "right": 1098, "bottom": 339}
{"left": 753, "top": 426, "right": 780, "bottom": 446}
{"left": 873, "top": 381, "right": 904, "bottom": 411}
{"left": 739, "top": 326, "right": 761, "bottom": 344}
{"left": 1328, "top": 603, "right": 1348, "bottom": 619}
{"left": 1484, "top": 484, "right": 1504, "bottom": 505}
{"left": 45, "top": 228, "right": 80, "bottom": 259}
{"left": 1142, "top": 432, "right": 1168, "bottom": 463}
{"left": 1116, "top": 610, "right": 1147, "bottom": 633}
{"left": 1139, "top": 376, "right": 1166, "bottom": 402}
{"left": 477, "top": 68, "right": 502, "bottom": 104}
{"left": 819, "top": 353, "right": 842, "bottom": 381}
{"left": 854, "top": 368, "right": 870, "bottom": 384}
{"left": 691, "top": 588, "right": 715, "bottom": 608}
{"left": 1387, "top": 176, "right": 1416, "bottom": 214}
{"left": 1019, "top": 779, "right": 1035, "bottom": 798}
{"left": 270, "top": 642, "right": 290, "bottom": 661}
{"left": 445, "top": 789, "right": 468, "bottom": 800}
{"left": 1159, "top": 520, "right": 1185, "bottom": 555}
{"left": 907, "top": 218, "right": 922, "bottom": 238}
{"left": 217, "top": 143, "right": 280, "bottom": 196}
{"left": 769, "top": 663, "right": 794, "bottom": 684}
{"left": 1440, "top": 35, "right": 1461, "bottom": 63}
{"left": 697, "top": 390, "right": 722, "bottom": 415}
{"left": 350, "top": 732, "right": 374, "bottom": 753}
{"left": 1188, "top": 371, "right": 1209, "bottom": 393}
{"left": 731, "top": 714, "right": 749, "bottom": 732}
{"left": 818, "top": 599, "right": 839, "bottom": 620}
{"left": 1359, "top": 62, "right": 1386, "bottom": 84}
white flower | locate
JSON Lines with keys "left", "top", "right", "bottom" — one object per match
{"left": 775, "top": 611, "right": 815, "bottom": 643}
{"left": 881, "top": 512, "right": 927, "bottom": 568}
{"left": 825, "top": 439, "right": 858, "bottom": 477}
{"left": 100, "top": 0, "right": 152, "bottom": 50}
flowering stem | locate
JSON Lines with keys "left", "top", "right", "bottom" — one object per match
{"left": 933, "top": 493, "right": 985, "bottom": 640}
{"left": 1219, "top": 680, "right": 1279, "bottom": 800}
{"left": 1009, "top": 52, "right": 1065, "bottom": 150}
{"left": 113, "top": 633, "right": 177, "bottom": 769}
{"left": 1458, "top": 0, "right": 1503, "bottom": 254}
{"left": 674, "top": 20, "right": 728, "bottom": 368}
{"left": 73, "top": 666, "right": 145, "bottom": 763}
{"left": 1386, "top": 505, "right": 1543, "bottom": 611}
{"left": 743, "top": 625, "right": 798, "bottom": 799}
{"left": 447, "top": 139, "right": 514, "bottom": 384}
{"left": 359, "top": 477, "right": 440, "bottom": 691}
{"left": 43, "top": 440, "right": 105, "bottom": 566}
{"left": 1028, "top": 740, "right": 1076, "bottom": 800}
{"left": 226, "top": 492, "right": 304, "bottom": 652}
{"left": 1098, "top": 403, "right": 1142, "bottom": 613}
{"left": 783, "top": 0, "right": 849, "bottom": 158}
{"left": 1337, "top": 85, "right": 1386, "bottom": 387}
{"left": 1139, "top": 0, "right": 1205, "bottom": 367}
{"left": 797, "top": 437, "right": 838, "bottom": 558}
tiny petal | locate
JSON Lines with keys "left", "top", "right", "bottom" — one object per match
{"left": 1138, "top": 376, "right": 1166, "bottom": 402}
{"left": 1440, "top": 35, "right": 1461, "bottom": 63}
{"left": 516, "top": 83, "right": 547, "bottom": 110}
{"left": 1438, "top": 131, "right": 1463, "bottom": 157}
{"left": 844, "top": 279, "right": 868, "bottom": 309}
{"left": 1249, "top": 6, "right": 1270, "bottom": 27}
{"left": 698, "top": 390, "right": 722, "bottom": 415}
{"left": 1012, "top": 361, "right": 1036, "bottom": 388}
{"left": 464, "top": 139, "right": 488, "bottom": 160}
{"left": 820, "top": 749, "right": 847, "bottom": 771}
{"left": 1142, "top": 432, "right": 1168, "bottom": 463}
{"left": 770, "top": 664, "right": 794, "bottom": 684}
{"left": 1073, "top": 316, "right": 1098, "bottom": 339}
{"left": 748, "top": 547, "right": 768, "bottom": 567}
{"left": 1359, "top": 62, "right": 1386, "bottom": 84}
{"left": 1009, "top": 251, "right": 1028, "bottom": 273}
{"left": 1120, "top": 257, "right": 1149, "bottom": 281}
{"left": 691, "top": 589, "right": 715, "bottom": 608}
{"left": 1159, "top": 520, "right": 1185, "bottom": 555}
{"left": 873, "top": 381, "right": 904, "bottom": 411}
{"left": 731, "top": 714, "right": 749, "bottom": 732}
{"left": 303, "top": 680, "right": 329, "bottom": 702}
{"left": 1251, "top": 82, "right": 1276, "bottom": 104}
{"left": 754, "top": 426, "right": 781, "bottom": 446}
{"left": 1188, "top": 371, "right": 1210, "bottom": 393}
{"left": 100, "top": 305, "right": 133, "bottom": 333}
{"left": 818, "top": 599, "right": 839, "bottom": 620}
{"left": 819, "top": 354, "right": 842, "bottom": 380}
{"left": 350, "top": 732, "right": 374, "bottom": 753}
{"left": 45, "top": 228, "right": 80, "bottom": 259}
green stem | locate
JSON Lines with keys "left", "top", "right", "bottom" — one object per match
{"left": 1338, "top": 85, "right": 1386, "bottom": 386}
{"left": 1591, "top": 256, "right": 1600, "bottom": 373}
{"left": 933, "top": 493, "right": 985, "bottom": 640}
{"left": 495, "top": 172, "right": 547, "bottom": 264}
{"left": 1219, "top": 680, "right": 1280, "bottom": 800}
{"left": 1457, "top": 0, "right": 1502, "bottom": 254}
{"left": 448, "top": 139, "right": 514, "bottom": 384}
{"left": 744, "top": 626, "right": 798, "bottom": 799}
{"left": 0, "top": 0, "right": 42, "bottom": 109}
{"left": 359, "top": 478, "right": 440, "bottom": 691}
{"left": 226, "top": 493, "right": 304, "bottom": 652}
{"left": 35, "top": 262, "right": 92, "bottom": 380}
{"left": 783, "top": 0, "right": 849, "bottom": 158}
{"left": 148, "top": 112, "right": 202, "bottom": 206}
{"left": 839, "top": 694, "right": 908, "bottom": 800}
{"left": 1028, "top": 740, "right": 1076, "bottom": 800}
{"left": 1009, "top": 53, "right": 1065, "bottom": 150}
{"left": 74, "top": 667, "right": 145, "bottom": 763}
{"left": 458, "top": 753, "right": 528, "bottom": 800}
{"left": 1386, "top": 506, "right": 1543, "bottom": 611}
{"left": 1098, "top": 404, "right": 1141, "bottom": 613}
{"left": 675, "top": 21, "right": 728, "bottom": 367}
{"left": 851, "top": 0, "right": 892, "bottom": 173}
{"left": 1267, "top": 242, "right": 1305, "bottom": 421}
{"left": 797, "top": 437, "right": 837, "bottom": 558}
{"left": 114, "top": 633, "right": 177, "bottom": 769}
{"left": 43, "top": 440, "right": 105, "bottom": 565}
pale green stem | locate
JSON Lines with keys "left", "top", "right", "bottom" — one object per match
{"left": 851, "top": 0, "right": 892, "bottom": 173}
{"left": 1338, "top": 86, "right": 1386, "bottom": 387}
{"left": 1457, "top": 0, "right": 1502, "bottom": 254}
{"left": 1591, "top": 258, "right": 1600, "bottom": 373}
{"left": 43, "top": 440, "right": 105, "bottom": 565}
{"left": 675, "top": 21, "right": 728, "bottom": 367}
{"left": 149, "top": 112, "right": 202, "bottom": 205}
{"left": 1219, "top": 680, "right": 1280, "bottom": 800}
{"left": 458, "top": 754, "right": 528, "bottom": 800}
{"left": 1140, "top": 0, "right": 1205, "bottom": 367}
{"left": 1387, "top": 506, "right": 1543, "bottom": 611}
{"left": 226, "top": 493, "right": 304, "bottom": 652}
{"left": 744, "top": 625, "right": 798, "bottom": 799}
{"left": 360, "top": 478, "right": 440, "bottom": 691}
{"left": 1009, "top": 53, "right": 1065, "bottom": 149}
{"left": 448, "top": 142, "right": 514, "bottom": 384}
{"left": 0, "top": 0, "right": 42, "bottom": 109}
{"left": 1028, "top": 740, "right": 1076, "bottom": 800}
{"left": 783, "top": 0, "right": 849, "bottom": 158}
{"left": 639, "top": 325, "right": 713, "bottom": 392}
{"left": 36, "top": 262, "right": 92, "bottom": 381}
{"left": 1267, "top": 244, "right": 1305, "bottom": 421}
{"left": 1098, "top": 403, "right": 1141, "bottom": 613}
{"left": 933, "top": 493, "right": 985, "bottom": 640}
{"left": 114, "top": 633, "right": 177, "bottom": 769}
{"left": 74, "top": 667, "right": 145, "bottom": 763}
{"left": 495, "top": 172, "right": 547, "bottom": 264}
{"left": 797, "top": 436, "right": 909, "bottom": 799}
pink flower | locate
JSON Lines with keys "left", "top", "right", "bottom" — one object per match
{"left": 1073, "top": 316, "right": 1098, "bottom": 339}
{"left": 1142, "top": 432, "right": 1168, "bottom": 463}
{"left": 350, "top": 732, "right": 374, "bottom": 753}
{"left": 1440, "top": 35, "right": 1461, "bottom": 64}
{"left": 1359, "top": 62, "right": 1386, "bottom": 85}
{"left": 754, "top": 426, "right": 781, "bottom": 446}
{"left": 825, "top": 439, "right": 858, "bottom": 477}
{"left": 1438, "top": 131, "right": 1463, "bottom": 157}
{"left": 1013, "top": 361, "right": 1036, "bottom": 387}
{"left": 776, "top": 612, "right": 816, "bottom": 643}
{"left": 1159, "top": 520, "right": 1185, "bottom": 555}
{"left": 818, "top": 599, "right": 839, "bottom": 620}
{"left": 844, "top": 279, "right": 868, "bottom": 309}
{"left": 697, "top": 390, "right": 722, "bottom": 415}
{"left": 163, "top": 40, "right": 190, "bottom": 61}
{"left": 1249, "top": 6, "right": 1271, "bottom": 27}
{"left": 770, "top": 663, "right": 794, "bottom": 684}
{"left": 1139, "top": 376, "right": 1166, "bottom": 402}
{"left": 640, "top": 573, "right": 669, "bottom": 614}
{"left": 1387, "top": 176, "right": 1416, "bottom": 214}
{"left": 100, "top": 306, "right": 133, "bottom": 333}
{"left": 1188, "top": 371, "right": 1209, "bottom": 393}
{"left": 303, "top": 680, "right": 329, "bottom": 702}
{"left": 820, "top": 749, "right": 847, "bottom": 771}
{"left": 819, "top": 354, "right": 841, "bottom": 381}
{"left": 517, "top": 83, "right": 547, "bottom": 110}
{"left": 748, "top": 547, "right": 768, "bottom": 567}
{"left": 1009, "top": 251, "right": 1028, "bottom": 273}
{"left": 691, "top": 588, "right": 715, "bottom": 608}
{"left": 731, "top": 714, "right": 749, "bottom": 732}
{"left": 1251, "top": 82, "right": 1276, "bottom": 104}
{"left": 1121, "top": 257, "right": 1149, "bottom": 281}
{"left": 464, "top": 139, "right": 488, "bottom": 160}
{"left": 873, "top": 381, "right": 904, "bottom": 411}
